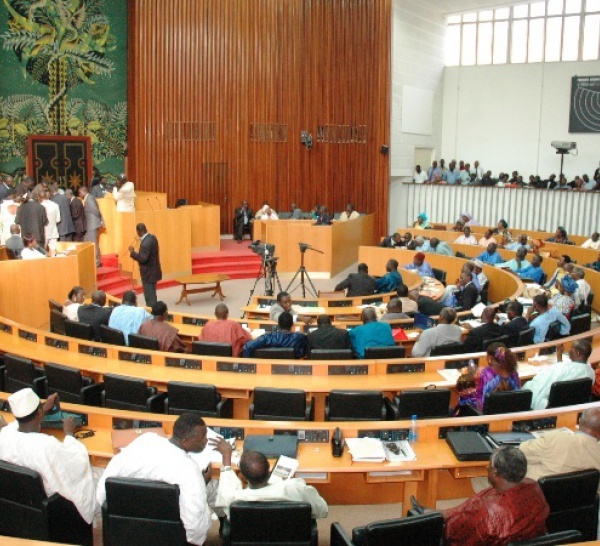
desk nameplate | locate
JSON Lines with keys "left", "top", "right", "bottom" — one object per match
{"left": 165, "top": 358, "right": 202, "bottom": 370}
{"left": 79, "top": 345, "right": 107, "bottom": 358}
{"left": 45, "top": 337, "right": 69, "bottom": 350}
{"left": 18, "top": 329, "right": 37, "bottom": 342}
{"left": 217, "top": 362, "right": 256, "bottom": 373}
{"left": 118, "top": 351, "right": 151, "bottom": 365}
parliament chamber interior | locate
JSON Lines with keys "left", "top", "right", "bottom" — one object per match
{"left": 1, "top": 0, "right": 600, "bottom": 545}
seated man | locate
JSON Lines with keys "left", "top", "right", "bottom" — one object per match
{"left": 462, "top": 306, "right": 503, "bottom": 353}
{"left": 499, "top": 301, "right": 529, "bottom": 347}
{"left": 408, "top": 288, "right": 444, "bottom": 316}
{"left": 473, "top": 260, "right": 488, "bottom": 291}
{"left": 478, "top": 229, "right": 497, "bottom": 247}
{"left": 495, "top": 247, "right": 530, "bottom": 272}
{"left": 315, "top": 206, "right": 331, "bottom": 225}
{"left": 402, "top": 252, "right": 434, "bottom": 278}
{"left": 397, "top": 284, "right": 418, "bottom": 313}
{"left": 379, "top": 297, "right": 410, "bottom": 322}
{"left": 454, "top": 226, "right": 478, "bottom": 245}
{"left": 349, "top": 307, "right": 395, "bottom": 359}
{"left": 523, "top": 339, "right": 593, "bottom": 410}
{"left": 516, "top": 254, "right": 545, "bottom": 284}
{"left": 306, "top": 315, "right": 351, "bottom": 355}
{"left": 214, "top": 446, "right": 328, "bottom": 519}
{"left": 108, "top": 290, "right": 151, "bottom": 345}
{"left": 234, "top": 200, "right": 254, "bottom": 242}
{"left": 476, "top": 243, "right": 504, "bottom": 265}
{"left": 411, "top": 307, "right": 462, "bottom": 357}
{"left": 334, "top": 262, "right": 376, "bottom": 297}
{"left": 520, "top": 407, "right": 600, "bottom": 487}
{"left": 97, "top": 413, "right": 215, "bottom": 546}
{"left": 504, "top": 234, "right": 531, "bottom": 252}
{"left": 527, "top": 294, "right": 571, "bottom": 343}
{"left": 380, "top": 232, "right": 402, "bottom": 248}
{"left": 428, "top": 238, "right": 454, "bottom": 256}
{"left": 200, "top": 303, "right": 252, "bottom": 357}
{"left": 77, "top": 289, "right": 113, "bottom": 341}
{"left": 375, "top": 259, "right": 402, "bottom": 293}
{"left": 139, "top": 301, "right": 187, "bottom": 352}
{"left": 339, "top": 203, "right": 360, "bottom": 221}
{"left": 543, "top": 255, "right": 572, "bottom": 290}
{"left": 0, "top": 389, "right": 96, "bottom": 525}
{"left": 243, "top": 311, "right": 307, "bottom": 359}
{"left": 290, "top": 203, "right": 302, "bottom": 219}
{"left": 4, "top": 224, "right": 24, "bottom": 258}
{"left": 571, "top": 266, "right": 592, "bottom": 308}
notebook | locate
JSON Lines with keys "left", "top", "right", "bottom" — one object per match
{"left": 244, "top": 434, "right": 299, "bottom": 458}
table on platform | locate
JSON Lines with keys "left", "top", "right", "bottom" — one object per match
{"left": 174, "top": 273, "right": 230, "bottom": 305}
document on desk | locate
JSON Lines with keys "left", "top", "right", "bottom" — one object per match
{"left": 437, "top": 368, "right": 461, "bottom": 382}
{"left": 382, "top": 440, "right": 416, "bottom": 462}
{"left": 346, "top": 438, "right": 386, "bottom": 462}
{"left": 293, "top": 306, "right": 326, "bottom": 314}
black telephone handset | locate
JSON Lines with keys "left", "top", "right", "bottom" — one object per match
{"left": 332, "top": 427, "right": 345, "bottom": 457}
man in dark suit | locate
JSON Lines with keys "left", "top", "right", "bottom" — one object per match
{"left": 306, "top": 315, "right": 351, "bottom": 357}
{"left": 334, "top": 263, "right": 376, "bottom": 297}
{"left": 408, "top": 289, "right": 444, "bottom": 316}
{"left": 500, "top": 301, "right": 529, "bottom": 347}
{"left": 455, "top": 271, "right": 479, "bottom": 311}
{"left": 462, "top": 306, "right": 503, "bottom": 353}
{"left": 79, "top": 186, "right": 103, "bottom": 267}
{"left": 50, "top": 187, "right": 75, "bottom": 241}
{"left": 129, "top": 223, "right": 162, "bottom": 307}
{"left": 15, "top": 194, "right": 48, "bottom": 247}
{"left": 77, "top": 290, "right": 113, "bottom": 341}
{"left": 234, "top": 200, "right": 254, "bottom": 243}
{"left": 0, "top": 175, "right": 14, "bottom": 202}
{"left": 67, "top": 188, "right": 86, "bottom": 242}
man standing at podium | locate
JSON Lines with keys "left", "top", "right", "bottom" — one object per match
{"left": 129, "top": 223, "right": 162, "bottom": 307}
{"left": 113, "top": 173, "right": 136, "bottom": 212}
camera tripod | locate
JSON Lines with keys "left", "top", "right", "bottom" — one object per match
{"left": 286, "top": 243, "right": 323, "bottom": 298}
{"left": 242, "top": 255, "right": 282, "bottom": 317}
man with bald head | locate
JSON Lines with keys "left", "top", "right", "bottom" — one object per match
{"left": 214, "top": 444, "right": 328, "bottom": 520}
{"left": 200, "top": 303, "right": 252, "bottom": 356}
{"left": 462, "top": 306, "right": 503, "bottom": 353}
{"left": 349, "top": 307, "right": 395, "bottom": 358}
{"left": 520, "top": 407, "right": 600, "bottom": 486}
{"left": 77, "top": 289, "right": 112, "bottom": 341}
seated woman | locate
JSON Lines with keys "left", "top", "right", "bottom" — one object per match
{"left": 460, "top": 212, "right": 480, "bottom": 227}
{"left": 473, "top": 343, "right": 520, "bottom": 412}
{"left": 20, "top": 233, "right": 47, "bottom": 260}
{"left": 413, "top": 212, "right": 431, "bottom": 229}
{"left": 545, "top": 226, "right": 569, "bottom": 244}
{"left": 493, "top": 219, "right": 512, "bottom": 241}
{"left": 549, "top": 276, "right": 576, "bottom": 319}
{"left": 63, "top": 286, "right": 85, "bottom": 322}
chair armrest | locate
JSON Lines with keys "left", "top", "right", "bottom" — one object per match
{"left": 146, "top": 391, "right": 167, "bottom": 413}
{"left": 221, "top": 518, "right": 232, "bottom": 546}
{"left": 216, "top": 397, "right": 234, "bottom": 419}
{"left": 47, "top": 493, "right": 93, "bottom": 545}
{"left": 384, "top": 397, "right": 399, "bottom": 420}
{"left": 81, "top": 376, "right": 93, "bottom": 387}
{"left": 33, "top": 376, "right": 48, "bottom": 398}
{"left": 80, "top": 382, "right": 104, "bottom": 407}
{"left": 331, "top": 522, "right": 355, "bottom": 546}
{"left": 306, "top": 397, "right": 315, "bottom": 421}
{"left": 0, "top": 365, "right": 4, "bottom": 391}
{"left": 248, "top": 403, "right": 255, "bottom": 420}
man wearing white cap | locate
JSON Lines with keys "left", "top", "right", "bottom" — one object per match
{"left": 473, "top": 259, "right": 488, "bottom": 290}
{"left": 0, "top": 389, "right": 96, "bottom": 523}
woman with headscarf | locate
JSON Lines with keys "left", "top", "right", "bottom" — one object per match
{"left": 413, "top": 212, "right": 431, "bottom": 229}
{"left": 494, "top": 219, "right": 512, "bottom": 241}
{"left": 473, "top": 343, "right": 521, "bottom": 412}
{"left": 460, "top": 212, "right": 480, "bottom": 227}
{"left": 545, "top": 226, "right": 569, "bottom": 244}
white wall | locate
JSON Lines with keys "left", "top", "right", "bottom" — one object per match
{"left": 388, "top": 0, "right": 447, "bottom": 233}
{"left": 442, "top": 61, "right": 600, "bottom": 179}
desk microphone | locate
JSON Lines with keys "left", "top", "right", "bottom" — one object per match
{"left": 147, "top": 198, "right": 154, "bottom": 211}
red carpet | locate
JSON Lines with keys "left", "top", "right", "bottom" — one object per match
{"left": 97, "top": 239, "right": 262, "bottom": 298}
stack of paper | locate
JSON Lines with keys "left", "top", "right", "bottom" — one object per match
{"left": 345, "top": 438, "right": 386, "bottom": 462}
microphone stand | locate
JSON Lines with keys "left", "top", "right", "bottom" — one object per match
{"left": 286, "top": 243, "right": 322, "bottom": 298}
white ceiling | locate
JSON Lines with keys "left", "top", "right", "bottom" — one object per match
{"left": 434, "top": 0, "right": 534, "bottom": 15}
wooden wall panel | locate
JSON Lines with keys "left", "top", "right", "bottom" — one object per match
{"left": 129, "top": 0, "right": 391, "bottom": 236}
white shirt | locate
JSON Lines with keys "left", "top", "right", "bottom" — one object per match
{"left": 582, "top": 238, "right": 600, "bottom": 250}
{"left": 454, "top": 234, "right": 478, "bottom": 245}
{"left": 113, "top": 181, "right": 136, "bottom": 212}
{"left": 215, "top": 469, "right": 328, "bottom": 520}
{"left": 477, "top": 271, "right": 488, "bottom": 288}
{"left": 413, "top": 171, "right": 428, "bottom": 184}
{"left": 21, "top": 247, "right": 45, "bottom": 260}
{"left": 574, "top": 278, "right": 592, "bottom": 307}
{"left": 0, "top": 423, "right": 96, "bottom": 523}
{"left": 63, "top": 302, "right": 82, "bottom": 321}
{"left": 260, "top": 211, "right": 279, "bottom": 220}
{"left": 96, "top": 433, "right": 211, "bottom": 546}
{"left": 522, "top": 359, "right": 595, "bottom": 410}
{"left": 339, "top": 211, "right": 360, "bottom": 221}
{"left": 41, "top": 199, "right": 61, "bottom": 241}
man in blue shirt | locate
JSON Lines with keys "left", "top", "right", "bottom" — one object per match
{"left": 527, "top": 294, "right": 571, "bottom": 343}
{"left": 402, "top": 252, "right": 434, "bottom": 278}
{"left": 243, "top": 311, "right": 307, "bottom": 359}
{"left": 375, "top": 259, "right": 402, "bottom": 293}
{"left": 428, "top": 238, "right": 454, "bottom": 257}
{"left": 349, "top": 308, "right": 395, "bottom": 359}
{"left": 108, "top": 290, "right": 152, "bottom": 345}
{"left": 476, "top": 242, "right": 504, "bottom": 265}
{"left": 517, "top": 255, "right": 545, "bottom": 284}
{"left": 443, "top": 161, "right": 461, "bottom": 185}
{"left": 495, "top": 247, "right": 531, "bottom": 272}
{"left": 505, "top": 234, "right": 531, "bottom": 252}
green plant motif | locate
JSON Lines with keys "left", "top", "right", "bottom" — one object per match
{"left": 1, "top": 0, "right": 116, "bottom": 134}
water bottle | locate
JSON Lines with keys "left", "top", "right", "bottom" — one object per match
{"left": 408, "top": 414, "right": 418, "bottom": 443}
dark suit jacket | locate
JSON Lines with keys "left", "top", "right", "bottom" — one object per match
{"left": 52, "top": 193, "right": 75, "bottom": 236}
{"left": 0, "top": 182, "right": 12, "bottom": 202}
{"left": 417, "top": 296, "right": 445, "bottom": 316}
{"left": 457, "top": 282, "right": 478, "bottom": 311}
{"left": 462, "top": 322, "right": 504, "bottom": 353}
{"left": 131, "top": 233, "right": 162, "bottom": 284}
{"left": 15, "top": 199, "right": 48, "bottom": 245}
{"left": 306, "top": 325, "right": 352, "bottom": 356}
{"left": 77, "top": 304, "right": 113, "bottom": 341}
{"left": 500, "top": 316, "right": 529, "bottom": 347}
{"left": 234, "top": 207, "right": 254, "bottom": 228}
{"left": 70, "top": 196, "right": 86, "bottom": 234}
{"left": 334, "top": 272, "right": 377, "bottom": 297}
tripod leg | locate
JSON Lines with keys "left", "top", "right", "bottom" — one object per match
{"left": 285, "top": 268, "right": 302, "bottom": 293}
{"left": 302, "top": 267, "right": 319, "bottom": 298}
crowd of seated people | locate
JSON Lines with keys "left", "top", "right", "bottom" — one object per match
{"left": 414, "top": 158, "right": 600, "bottom": 191}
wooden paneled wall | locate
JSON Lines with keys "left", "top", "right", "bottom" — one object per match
{"left": 128, "top": 0, "right": 391, "bottom": 236}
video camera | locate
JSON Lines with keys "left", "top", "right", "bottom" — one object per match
{"left": 249, "top": 240, "right": 276, "bottom": 259}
